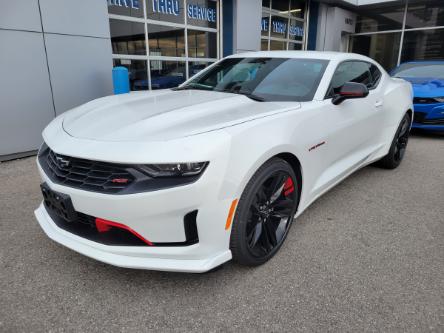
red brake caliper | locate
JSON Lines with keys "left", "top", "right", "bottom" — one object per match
{"left": 283, "top": 177, "right": 295, "bottom": 196}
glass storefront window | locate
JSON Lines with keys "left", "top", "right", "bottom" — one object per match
{"left": 110, "top": 19, "right": 146, "bottom": 55}
{"left": 288, "top": 42, "right": 302, "bottom": 50}
{"left": 261, "top": 12, "right": 270, "bottom": 37}
{"left": 349, "top": 32, "right": 401, "bottom": 71}
{"left": 261, "top": 39, "right": 269, "bottom": 51}
{"left": 150, "top": 61, "right": 186, "bottom": 89}
{"left": 348, "top": 0, "right": 444, "bottom": 72}
{"left": 261, "top": 0, "right": 306, "bottom": 51}
{"left": 188, "top": 61, "right": 210, "bottom": 77}
{"left": 405, "top": 0, "right": 444, "bottom": 29}
{"left": 187, "top": 0, "right": 217, "bottom": 29}
{"left": 187, "top": 30, "right": 217, "bottom": 58}
{"left": 272, "top": 0, "right": 289, "bottom": 12}
{"left": 401, "top": 29, "right": 444, "bottom": 63}
{"left": 109, "top": 0, "right": 223, "bottom": 89}
{"left": 148, "top": 24, "right": 185, "bottom": 57}
{"left": 270, "top": 15, "right": 288, "bottom": 39}
{"left": 270, "top": 40, "right": 286, "bottom": 50}
{"left": 107, "top": 0, "right": 144, "bottom": 18}
{"left": 289, "top": 0, "right": 305, "bottom": 19}
{"left": 113, "top": 59, "right": 148, "bottom": 91}
{"left": 355, "top": 3, "right": 405, "bottom": 33}
{"left": 288, "top": 19, "right": 303, "bottom": 41}
{"left": 146, "top": 0, "right": 185, "bottom": 23}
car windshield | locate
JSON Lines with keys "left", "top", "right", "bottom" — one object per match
{"left": 177, "top": 57, "right": 329, "bottom": 102}
{"left": 392, "top": 63, "right": 444, "bottom": 79}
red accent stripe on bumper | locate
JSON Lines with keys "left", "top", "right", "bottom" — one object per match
{"left": 95, "top": 218, "right": 153, "bottom": 246}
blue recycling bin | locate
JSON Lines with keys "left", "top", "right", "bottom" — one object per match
{"left": 112, "top": 66, "right": 130, "bottom": 94}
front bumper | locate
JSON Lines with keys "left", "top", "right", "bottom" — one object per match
{"left": 35, "top": 203, "right": 231, "bottom": 272}
{"left": 412, "top": 103, "right": 444, "bottom": 132}
{"left": 411, "top": 123, "right": 444, "bottom": 132}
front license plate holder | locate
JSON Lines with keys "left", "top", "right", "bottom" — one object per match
{"left": 40, "top": 183, "right": 78, "bottom": 222}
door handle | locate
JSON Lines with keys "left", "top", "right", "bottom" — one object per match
{"left": 374, "top": 100, "right": 383, "bottom": 107}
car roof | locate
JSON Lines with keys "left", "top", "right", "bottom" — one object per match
{"left": 227, "top": 50, "right": 376, "bottom": 63}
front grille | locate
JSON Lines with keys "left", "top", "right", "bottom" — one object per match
{"left": 413, "top": 97, "right": 442, "bottom": 104}
{"left": 413, "top": 112, "right": 444, "bottom": 125}
{"left": 38, "top": 144, "right": 205, "bottom": 194}
{"left": 39, "top": 147, "right": 134, "bottom": 194}
{"left": 422, "top": 118, "right": 444, "bottom": 125}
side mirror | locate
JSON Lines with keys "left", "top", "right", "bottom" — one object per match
{"left": 332, "top": 82, "right": 369, "bottom": 105}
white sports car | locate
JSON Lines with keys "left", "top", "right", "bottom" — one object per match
{"left": 35, "top": 51, "right": 413, "bottom": 273}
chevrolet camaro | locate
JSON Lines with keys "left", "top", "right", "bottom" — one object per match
{"left": 35, "top": 51, "right": 413, "bottom": 273}
{"left": 391, "top": 60, "right": 444, "bottom": 132}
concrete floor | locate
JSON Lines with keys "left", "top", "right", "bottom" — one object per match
{"left": 0, "top": 133, "right": 443, "bottom": 332}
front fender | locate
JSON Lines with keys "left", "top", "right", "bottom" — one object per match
{"left": 219, "top": 111, "right": 315, "bottom": 212}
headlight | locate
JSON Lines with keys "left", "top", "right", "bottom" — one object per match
{"left": 434, "top": 97, "right": 444, "bottom": 103}
{"left": 137, "top": 162, "right": 208, "bottom": 177}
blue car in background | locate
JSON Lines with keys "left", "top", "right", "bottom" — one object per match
{"left": 391, "top": 61, "right": 444, "bottom": 132}
{"left": 133, "top": 64, "right": 207, "bottom": 91}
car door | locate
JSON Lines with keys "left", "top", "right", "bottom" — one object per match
{"left": 312, "top": 61, "right": 384, "bottom": 193}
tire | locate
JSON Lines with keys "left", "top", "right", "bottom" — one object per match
{"left": 376, "top": 113, "right": 411, "bottom": 169}
{"left": 230, "top": 158, "right": 299, "bottom": 266}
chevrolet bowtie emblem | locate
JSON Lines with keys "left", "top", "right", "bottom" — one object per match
{"left": 56, "top": 156, "right": 70, "bottom": 168}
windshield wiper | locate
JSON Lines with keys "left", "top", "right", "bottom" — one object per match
{"left": 244, "top": 93, "right": 266, "bottom": 102}
{"left": 217, "top": 87, "right": 266, "bottom": 102}
{"left": 173, "top": 86, "right": 194, "bottom": 91}
{"left": 175, "top": 84, "right": 266, "bottom": 101}
{"left": 173, "top": 82, "right": 213, "bottom": 91}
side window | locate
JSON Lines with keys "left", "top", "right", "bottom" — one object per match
{"left": 351, "top": 62, "right": 372, "bottom": 87}
{"left": 326, "top": 61, "right": 372, "bottom": 98}
{"left": 369, "top": 64, "right": 382, "bottom": 88}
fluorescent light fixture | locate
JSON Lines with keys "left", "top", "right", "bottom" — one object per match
{"left": 279, "top": 9, "right": 302, "bottom": 14}
{"left": 342, "top": 0, "right": 399, "bottom": 5}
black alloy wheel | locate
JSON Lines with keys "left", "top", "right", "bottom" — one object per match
{"left": 377, "top": 112, "right": 411, "bottom": 169}
{"left": 230, "top": 158, "right": 299, "bottom": 266}
{"left": 393, "top": 115, "right": 410, "bottom": 163}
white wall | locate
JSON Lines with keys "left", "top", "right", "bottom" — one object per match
{"left": 0, "top": 0, "right": 113, "bottom": 159}
{"left": 315, "top": 5, "right": 356, "bottom": 52}
{"left": 233, "top": 0, "right": 262, "bottom": 53}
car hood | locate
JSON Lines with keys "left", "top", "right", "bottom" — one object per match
{"left": 62, "top": 89, "right": 300, "bottom": 142}
{"left": 399, "top": 77, "right": 444, "bottom": 97}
